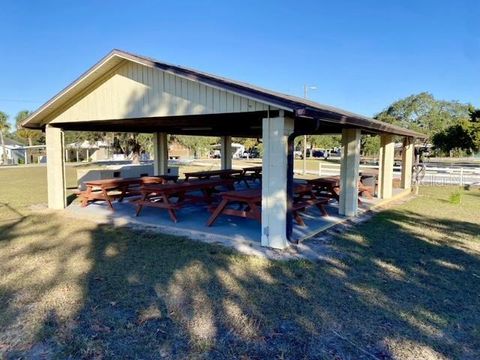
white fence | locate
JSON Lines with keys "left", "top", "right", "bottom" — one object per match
{"left": 419, "top": 167, "right": 480, "bottom": 186}
{"left": 294, "top": 162, "right": 480, "bottom": 186}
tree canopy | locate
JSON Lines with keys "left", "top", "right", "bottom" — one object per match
{"left": 15, "top": 110, "right": 42, "bottom": 146}
{"left": 432, "top": 107, "right": 480, "bottom": 155}
{"left": 173, "top": 135, "right": 218, "bottom": 157}
{"left": 0, "top": 111, "right": 10, "bottom": 163}
{"left": 374, "top": 92, "right": 470, "bottom": 139}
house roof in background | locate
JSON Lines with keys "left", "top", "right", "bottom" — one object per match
{"left": 2, "top": 137, "right": 23, "bottom": 146}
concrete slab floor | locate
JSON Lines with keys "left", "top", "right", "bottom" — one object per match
{"left": 62, "top": 186, "right": 410, "bottom": 260}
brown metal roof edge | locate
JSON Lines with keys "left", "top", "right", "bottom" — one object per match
{"left": 109, "top": 50, "right": 427, "bottom": 138}
{"left": 295, "top": 108, "right": 426, "bottom": 138}
{"left": 21, "top": 50, "right": 124, "bottom": 129}
{"left": 22, "top": 49, "right": 426, "bottom": 138}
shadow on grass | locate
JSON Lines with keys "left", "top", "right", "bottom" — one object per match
{"left": 0, "top": 203, "right": 479, "bottom": 359}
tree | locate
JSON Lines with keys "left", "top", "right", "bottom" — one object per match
{"left": 233, "top": 137, "right": 261, "bottom": 151}
{"left": 309, "top": 135, "right": 341, "bottom": 149}
{"left": 374, "top": 92, "right": 470, "bottom": 140}
{"left": 0, "top": 111, "right": 10, "bottom": 164}
{"left": 0, "top": 111, "right": 9, "bottom": 164}
{"left": 15, "top": 110, "right": 41, "bottom": 146}
{"left": 111, "top": 133, "right": 150, "bottom": 163}
{"left": 64, "top": 131, "right": 104, "bottom": 145}
{"left": 432, "top": 107, "right": 480, "bottom": 155}
{"left": 361, "top": 135, "right": 380, "bottom": 156}
{"left": 293, "top": 135, "right": 341, "bottom": 152}
{"left": 173, "top": 135, "right": 218, "bottom": 158}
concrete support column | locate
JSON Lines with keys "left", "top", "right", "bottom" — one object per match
{"left": 153, "top": 132, "right": 168, "bottom": 175}
{"left": 220, "top": 136, "right": 232, "bottom": 169}
{"left": 378, "top": 134, "right": 395, "bottom": 199}
{"left": 24, "top": 149, "right": 28, "bottom": 165}
{"left": 46, "top": 125, "right": 66, "bottom": 209}
{"left": 261, "top": 112, "right": 294, "bottom": 249}
{"left": 401, "top": 137, "right": 414, "bottom": 189}
{"left": 339, "top": 128, "right": 361, "bottom": 216}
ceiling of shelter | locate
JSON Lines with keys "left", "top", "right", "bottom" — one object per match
{"left": 54, "top": 111, "right": 347, "bottom": 138}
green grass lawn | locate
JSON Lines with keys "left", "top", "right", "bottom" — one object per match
{"left": 0, "top": 166, "right": 479, "bottom": 359}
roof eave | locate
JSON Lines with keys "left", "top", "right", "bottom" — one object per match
{"left": 20, "top": 49, "right": 425, "bottom": 139}
{"left": 295, "top": 108, "right": 427, "bottom": 138}
{"left": 21, "top": 50, "right": 125, "bottom": 129}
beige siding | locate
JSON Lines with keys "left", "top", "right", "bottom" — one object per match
{"left": 50, "top": 61, "right": 270, "bottom": 124}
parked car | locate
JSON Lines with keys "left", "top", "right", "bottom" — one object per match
{"left": 242, "top": 149, "right": 260, "bottom": 159}
{"left": 329, "top": 149, "right": 341, "bottom": 157}
{"left": 311, "top": 150, "right": 329, "bottom": 159}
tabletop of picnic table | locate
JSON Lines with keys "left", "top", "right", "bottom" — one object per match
{"left": 306, "top": 176, "right": 340, "bottom": 185}
{"left": 84, "top": 175, "right": 177, "bottom": 187}
{"left": 184, "top": 169, "right": 244, "bottom": 179}
{"left": 141, "top": 178, "right": 233, "bottom": 192}
{"left": 218, "top": 184, "right": 313, "bottom": 200}
{"left": 242, "top": 166, "right": 262, "bottom": 172}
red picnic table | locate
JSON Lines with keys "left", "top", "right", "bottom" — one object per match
{"left": 240, "top": 166, "right": 262, "bottom": 187}
{"left": 183, "top": 169, "right": 244, "bottom": 181}
{"left": 206, "top": 184, "right": 329, "bottom": 227}
{"left": 135, "top": 178, "right": 235, "bottom": 222}
{"left": 306, "top": 175, "right": 375, "bottom": 202}
{"left": 306, "top": 176, "right": 341, "bottom": 201}
{"left": 78, "top": 175, "right": 178, "bottom": 210}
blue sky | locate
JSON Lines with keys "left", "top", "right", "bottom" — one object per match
{"left": 1, "top": 0, "right": 478, "bottom": 126}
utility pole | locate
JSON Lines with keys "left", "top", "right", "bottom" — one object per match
{"left": 303, "top": 84, "right": 316, "bottom": 175}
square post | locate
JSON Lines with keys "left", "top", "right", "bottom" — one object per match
{"left": 153, "top": 132, "right": 168, "bottom": 175}
{"left": 261, "top": 111, "right": 294, "bottom": 249}
{"left": 220, "top": 136, "right": 232, "bottom": 169}
{"left": 378, "top": 134, "right": 395, "bottom": 199}
{"left": 401, "top": 137, "right": 414, "bottom": 189}
{"left": 46, "top": 125, "right": 66, "bottom": 209}
{"left": 339, "top": 128, "right": 361, "bottom": 216}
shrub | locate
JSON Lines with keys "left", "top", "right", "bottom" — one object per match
{"left": 449, "top": 189, "right": 463, "bottom": 204}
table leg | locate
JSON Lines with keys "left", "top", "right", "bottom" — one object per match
{"left": 332, "top": 186, "right": 340, "bottom": 201}
{"left": 248, "top": 201, "right": 262, "bottom": 222}
{"left": 135, "top": 192, "right": 148, "bottom": 216}
{"left": 161, "top": 194, "right": 178, "bottom": 223}
{"left": 81, "top": 186, "right": 92, "bottom": 207}
{"left": 316, "top": 203, "right": 329, "bottom": 217}
{"left": 118, "top": 185, "right": 129, "bottom": 202}
{"left": 293, "top": 211, "right": 305, "bottom": 226}
{"left": 102, "top": 187, "right": 114, "bottom": 210}
{"left": 206, "top": 198, "right": 229, "bottom": 226}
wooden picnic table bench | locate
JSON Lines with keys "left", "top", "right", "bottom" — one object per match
{"left": 239, "top": 166, "right": 262, "bottom": 187}
{"left": 306, "top": 176, "right": 341, "bottom": 201}
{"left": 291, "top": 184, "right": 329, "bottom": 226}
{"left": 78, "top": 175, "right": 178, "bottom": 210}
{"left": 306, "top": 175, "right": 375, "bottom": 202}
{"left": 135, "top": 178, "right": 235, "bottom": 222}
{"left": 184, "top": 169, "right": 244, "bottom": 181}
{"left": 206, "top": 184, "right": 329, "bottom": 227}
